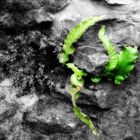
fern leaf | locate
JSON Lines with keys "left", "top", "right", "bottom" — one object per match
{"left": 59, "top": 16, "right": 103, "bottom": 64}
{"left": 66, "top": 63, "right": 87, "bottom": 87}
{"left": 114, "top": 46, "right": 138, "bottom": 85}
{"left": 98, "top": 25, "right": 118, "bottom": 71}
{"left": 59, "top": 52, "right": 69, "bottom": 64}
{"left": 70, "top": 74, "right": 84, "bottom": 87}
{"left": 65, "top": 17, "right": 102, "bottom": 48}
{"left": 69, "top": 87, "right": 99, "bottom": 136}
{"left": 66, "top": 63, "right": 87, "bottom": 77}
{"left": 73, "top": 106, "right": 99, "bottom": 136}
{"left": 91, "top": 75, "right": 102, "bottom": 83}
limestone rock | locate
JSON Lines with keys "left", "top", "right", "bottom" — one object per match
{"left": 24, "top": 97, "right": 96, "bottom": 139}
{"left": 0, "top": 0, "right": 140, "bottom": 139}
{"left": 0, "top": 0, "right": 70, "bottom": 29}
{"left": 105, "top": 0, "right": 135, "bottom": 5}
{"left": 73, "top": 45, "right": 108, "bottom": 74}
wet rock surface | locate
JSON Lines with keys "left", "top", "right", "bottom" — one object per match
{"left": 0, "top": 0, "right": 140, "bottom": 140}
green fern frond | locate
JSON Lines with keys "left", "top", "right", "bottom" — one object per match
{"left": 66, "top": 63, "right": 87, "bottom": 87}
{"left": 98, "top": 26, "right": 138, "bottom": 85}
{"left": 98, "top": 25, "right": 118, "bottom": 71}
{"left": 59, "top": 52, "right": 69, "bottom": 64}
{"left": 91, "top": 75, "right": 102, "bottom": 83}
{"left": 69, "top": 87, "right": 99, "bottom": 136}
{"left": 73, "top": 106, "right": 99, "bottom": 136}
{"left": 58, "top": 16, "right": 138, "bottom": 137}
{"left": 70, "top": 74, "right": 84, "bottom": 87}
{"left": 114, "top": 46, "right": 138, "bottom": 85}
{"left": 66, "top": 63, "right": 87, "bottom": 77}
{"left": 65, "top": 17, "right": 102, "bottom": 49}
{"left": 59, "top": 16, "right": 103, "bottom": 64}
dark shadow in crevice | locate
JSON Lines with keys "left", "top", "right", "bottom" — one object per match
{"left": 123, "top": 136, "right": 135, "bottom": 140}
{"left": 77, "top": 103, "right": 111, "bottom": 113}
{"left": 23, "top": 120, "right": 72, "bottom": 135}
{"left": 1, "top": 21, "right": 53, "bottom": 36}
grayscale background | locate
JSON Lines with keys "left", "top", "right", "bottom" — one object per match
{"left": 0, "top": 0, "right": 140, "bottom": 140}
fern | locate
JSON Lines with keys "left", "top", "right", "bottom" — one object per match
{"left": 67, "top": 63, "right": 99, "bottom": 135}
{"left": 59, "top": 16, "right": 103, "bottom": 64}
{"left": 66, "top": 63, "right": 87, "bottom": 87}
{"left": 70, "top": 74, "right": 84, "bottom": 87}
{"left": 91, "top": 75, "right": 102, "bottom": 83}
{"left": 58, "top": 17, "right": 138, "bottom": 137}
{"left": 98, "top": 26, "right": 138, "bottom": 85}
{"left": 98, "top": 25, "right": 118, "bottom": 71}
{"left": 73, "top": 106, "right": 99, "bottom": 136}
{"left": 65, "top": 17, "right": 102, "bottom": 50}
{"left": 114, "top": 46, "right": 138, "bottom": 85}
{"left": 59, "top": 52, "right": 69, "bottom": 64}
{"left": 66, "top": 63, "right": 87, "bottom": 77}
{"left": 69, "top": 87, "right": 99, "bottom": 136}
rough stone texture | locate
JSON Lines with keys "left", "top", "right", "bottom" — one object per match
{"left": 73, "top": 45, "right": 108, "bottom": 74}
{"left": 0, "top": 0, "right": 70, "bottom": 29}
{"left": 0, "top": 0, "right": 140, "bottom": 140}
{"left": 105, "top": 0, "right": 135, "bottom": 5}
{"left": 25, "top": 98, "right": 78, "bottom": 135}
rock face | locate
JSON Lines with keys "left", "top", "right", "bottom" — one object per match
{"left": 0, "top": 0, "right": 140, "bottom": 140}
{"left": 73, "top": 45, "right": 108, "bottom": 74}
{"left": 0, "top": 0, "right": 70, "bottom": 29}
{"left": 105, "top": 0, "right": 135, "bottom": 5}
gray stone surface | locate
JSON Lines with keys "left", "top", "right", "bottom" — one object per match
{"left": 0, "top": 0, "right": 70, "bottom": 29}
{"left": 105, "top": 0, "right": 135, "bottom": 5}
{"left": 73, "top": 45, "right": 108, "bottom": 74}
{"left": 0, "top": 0, "right": 140, "bottom": 140}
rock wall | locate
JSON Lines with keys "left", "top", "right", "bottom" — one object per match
{"left": 0, "top": 0, "right": 140, "bottom": 140}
